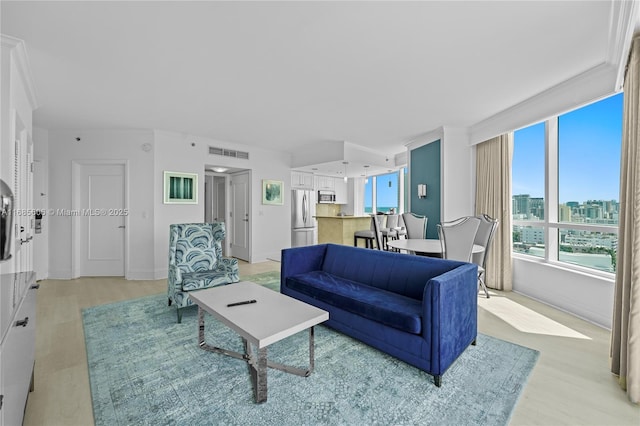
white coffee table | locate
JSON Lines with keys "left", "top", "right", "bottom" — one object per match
{"left": 188, "top": 281, "right": 329, "bottom": 403}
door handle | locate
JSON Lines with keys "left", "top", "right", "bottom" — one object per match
{"left": 117, "top": 225, "right": 125, "bottom": 228}
{"left": 15, "top": 317, "right": 29, "bottom": 327}
{"left": 243, "top": 219, "right": 249, "bottom": 222}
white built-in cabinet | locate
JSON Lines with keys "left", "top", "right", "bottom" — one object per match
{"left": 334, "top": 178, "right": 347, "bottom": 204}
{"left": 0, "top": 35, "right": 39, "bottom": 426}
{"left": 291, "top": 171, "right": 314, "bottom": 190}
{"left": 314, "top": 175, "right": 334, "bottom": 191}
{"left": 292, "top": 172, "right": 348, "bottom": 204}
{"left": 0, "top": 272, "right": 37, "bottom": 426}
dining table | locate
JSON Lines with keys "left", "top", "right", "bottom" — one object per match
{"left": 386, "top": 238, "right": 485, "bottom": 257}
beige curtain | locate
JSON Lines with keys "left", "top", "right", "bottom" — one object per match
{"left": 475, "top": 134, "right": 513, "bottom": 291}
{"left": 611, "top": 34, "right": 640, "bottom": 404}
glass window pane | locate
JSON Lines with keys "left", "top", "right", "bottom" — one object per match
{"left": 558, "top": 93, "right": 621, "bottom": 226}
{"left": 558, "top": 228, "right": 617, "bottom": 273}
{"left": 364, "top": 177, "right": 373, "bottom": 214}
{"left": 513, "top": 122, "right": 545, "bottom": 221}
{"left": 375, "top": 171, "right": 399, "bottom": 213}
{"left": 513, "top": 225, "right": 545, "bottom": 258}
{"left": 403, "top": 167, "right": 408, "bottom": 213}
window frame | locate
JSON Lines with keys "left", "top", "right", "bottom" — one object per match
{"left": 364, "top": 168, "right": 406, "bottom": 214}
{"left": 512, "top": 98, "right": 620, "bottom": 279}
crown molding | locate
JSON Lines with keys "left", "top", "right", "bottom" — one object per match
{"left": 469, "top": 62, "right": 617, "bottom": 145}
{"left": 1, "top": 34, "right": 39, "bottom": 110}
{"left": 608, "top": 0, "right": 639, "bottom": 89}
{"left": 405, "top": 127, "right": 443, "bottom": 151}
{"left": 467, "top": 2, "right": 636, "bottom": 145}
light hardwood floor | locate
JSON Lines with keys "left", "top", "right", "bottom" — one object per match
{"left": 23, "top": 261, "right": 639, "bottom": 425}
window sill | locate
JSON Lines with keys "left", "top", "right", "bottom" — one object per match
{"left": 512, "top": 252, "right": 615, "bottom": 283}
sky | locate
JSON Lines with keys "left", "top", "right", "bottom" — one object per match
{"left": 512, "top": 93, "right": 623, "bottom": 203}
{"left": 365, "top": 171, "right": 399, "bottom": 208}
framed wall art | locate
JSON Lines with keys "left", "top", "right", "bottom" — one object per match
{"left": 164, "top": 171, "right": 198, "bottom": 204}
{"left": 262, "top": 179, "right": 283, "bottom": 205}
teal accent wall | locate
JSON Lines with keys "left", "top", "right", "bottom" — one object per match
{"left": 410, "top": 140, "right": 441, "bottom": 239}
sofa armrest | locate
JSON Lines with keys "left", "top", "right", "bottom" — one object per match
{"left": 422, "top": 263, "right": 478, "bottom": 375}
{"left": 281, "top": 244, "right": 328, "bottom": 287}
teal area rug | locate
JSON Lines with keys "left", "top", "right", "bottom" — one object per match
{"left": 82, "top": 271, "right": 539, "bottom": 425}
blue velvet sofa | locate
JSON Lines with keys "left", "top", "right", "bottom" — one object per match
{"left": 281, "top": 243, "right": 478, "bottom": 386}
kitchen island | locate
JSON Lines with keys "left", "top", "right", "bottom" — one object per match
{"left": 315, "top": 215, "right": 372, "bottom": 247}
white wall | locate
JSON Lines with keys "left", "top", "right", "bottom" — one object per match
{"left": 38, "top": 128, "right": 292, "bottom": 280}
{"left": 513, "top": 257, "right": 614, "bottom": 328}
{"left": 406, "top": 126, "right": 475, "bottom": 221}
{"left": 440, "top": 126, "right": 474, "bottom": 221}
{"left": 46, "top": 129, "right": 155, "bottom": 279}
{"left": 152, "top": 130, "right": 292, "bottom": 279}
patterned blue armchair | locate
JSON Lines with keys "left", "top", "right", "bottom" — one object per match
{"left": 168, "top": 222, "right": 239, "bottom": 323}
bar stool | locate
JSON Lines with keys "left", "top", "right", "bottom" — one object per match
{"left": 354, "top": 214, "right": 384, "bottom": 249}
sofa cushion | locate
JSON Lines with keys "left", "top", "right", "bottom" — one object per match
{"left": 320, "top": 244, "right": 467, "bottom": 300}
{"left": 286, "top": 271, "right": 422, "bottom": 335}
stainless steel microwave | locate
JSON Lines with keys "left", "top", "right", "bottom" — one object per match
{"left": 317, "top": 190, "right": 336, "bottom": 204}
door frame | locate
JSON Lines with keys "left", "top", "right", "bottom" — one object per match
{"left": 230, "top": 170, "right": 252, "bottom": 262}
{"left": 204, "top": 171, "right": 231, "bottom": 255}
{"left": 71, "top": 159, "right": 129, "bottom": 279}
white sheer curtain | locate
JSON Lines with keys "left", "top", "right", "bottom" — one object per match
{"left": 475, "top": 134, "right": 513, "bottom": 291}
{"left": 611, "top": 34, "right": 640, "bottom": 404}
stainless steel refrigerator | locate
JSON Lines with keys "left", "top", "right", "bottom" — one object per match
{"left": 291, "top": 189, "right": 316, "bottom": 247}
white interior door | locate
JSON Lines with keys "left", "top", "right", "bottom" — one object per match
{"left": 79, "top": 163, "right": 125, "bottom": 276}
{"left": 231, "top": 171, "right": 250, "bottom": 261}
{"left": 214, "top": 176, "right": 226, "bottom": 221}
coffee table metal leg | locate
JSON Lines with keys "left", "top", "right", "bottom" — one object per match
{"left": 255, "top": 347, "right": 268, "bottom": 403}
{"left": 197, "top": 308, "right": 316, "bottom": 403}
{"left": 244, "top": 338, "right": 268, "bottom": 403}
{"left": 309, "top": 326, "right": 314, "bottom": 374}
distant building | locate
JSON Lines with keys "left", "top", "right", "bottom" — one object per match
{"left": 513, "top": 194, "right": 530, "bottom": 217}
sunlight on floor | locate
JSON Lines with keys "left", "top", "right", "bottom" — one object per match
{"left": 478, "top": 294, "right": 591, "bottom": 340}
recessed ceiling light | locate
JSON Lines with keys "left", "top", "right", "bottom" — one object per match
{"left": 210, "top": 167, "right": 228, "bottom": 173}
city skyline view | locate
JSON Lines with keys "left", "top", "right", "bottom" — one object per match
{"left": 511, "top": 93, "right": 622, "bottom": 274}
{"left": 512, "top": 93, "right": 623, "bottom": 204}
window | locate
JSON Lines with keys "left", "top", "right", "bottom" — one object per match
{"left": 363, "top": 169, "right": 405, "bottom": 214}
{"left": 512, "top": 93, "right": 622, "bottom": 273}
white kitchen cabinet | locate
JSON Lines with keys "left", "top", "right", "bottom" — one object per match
{"left": 291, "top": 171, "right": 314, "bottom": 190}
{"left": 0, "top": 272, "right": 37, "bottom": 426}
{"left": 334, "top": 178, "right": 348, "bottom": 204}
{"left": 314, "top": 175, "right": 335, "bottom": 191}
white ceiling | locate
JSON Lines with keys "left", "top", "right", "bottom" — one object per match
{"left": 2, "top": 1, "right": 638, "bottom": 177}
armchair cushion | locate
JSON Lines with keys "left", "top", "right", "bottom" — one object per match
{"left": 175, "top": 238, "right": 217, "bottom": 272}
{"left": 181, "top": 269, "right": 238, "bottom": 291}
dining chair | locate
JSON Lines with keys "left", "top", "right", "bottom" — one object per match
{"left": 371, "top": 213, "right": 384, "bottom": 250}
{"left": 395, "top": 214, "right": 407, "bottom": 240}
{"left": 437, "top": 216, "right": 481, "bottom": 263}
{"left": 401, "top": 212, "right": 427, "bottom": 239}
{"left": 472, "top": 214, "right": 499, "bottom": 298}
{"left": 381, "top": 214, "right": 399, "bottom": 250}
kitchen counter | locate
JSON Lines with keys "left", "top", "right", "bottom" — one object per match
{"left": 315, "top": 215, "right": 372, "bottom": 246}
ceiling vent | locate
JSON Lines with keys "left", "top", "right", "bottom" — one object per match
{"left": 209, "top": 146, "right": 249, "bottom": 160}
